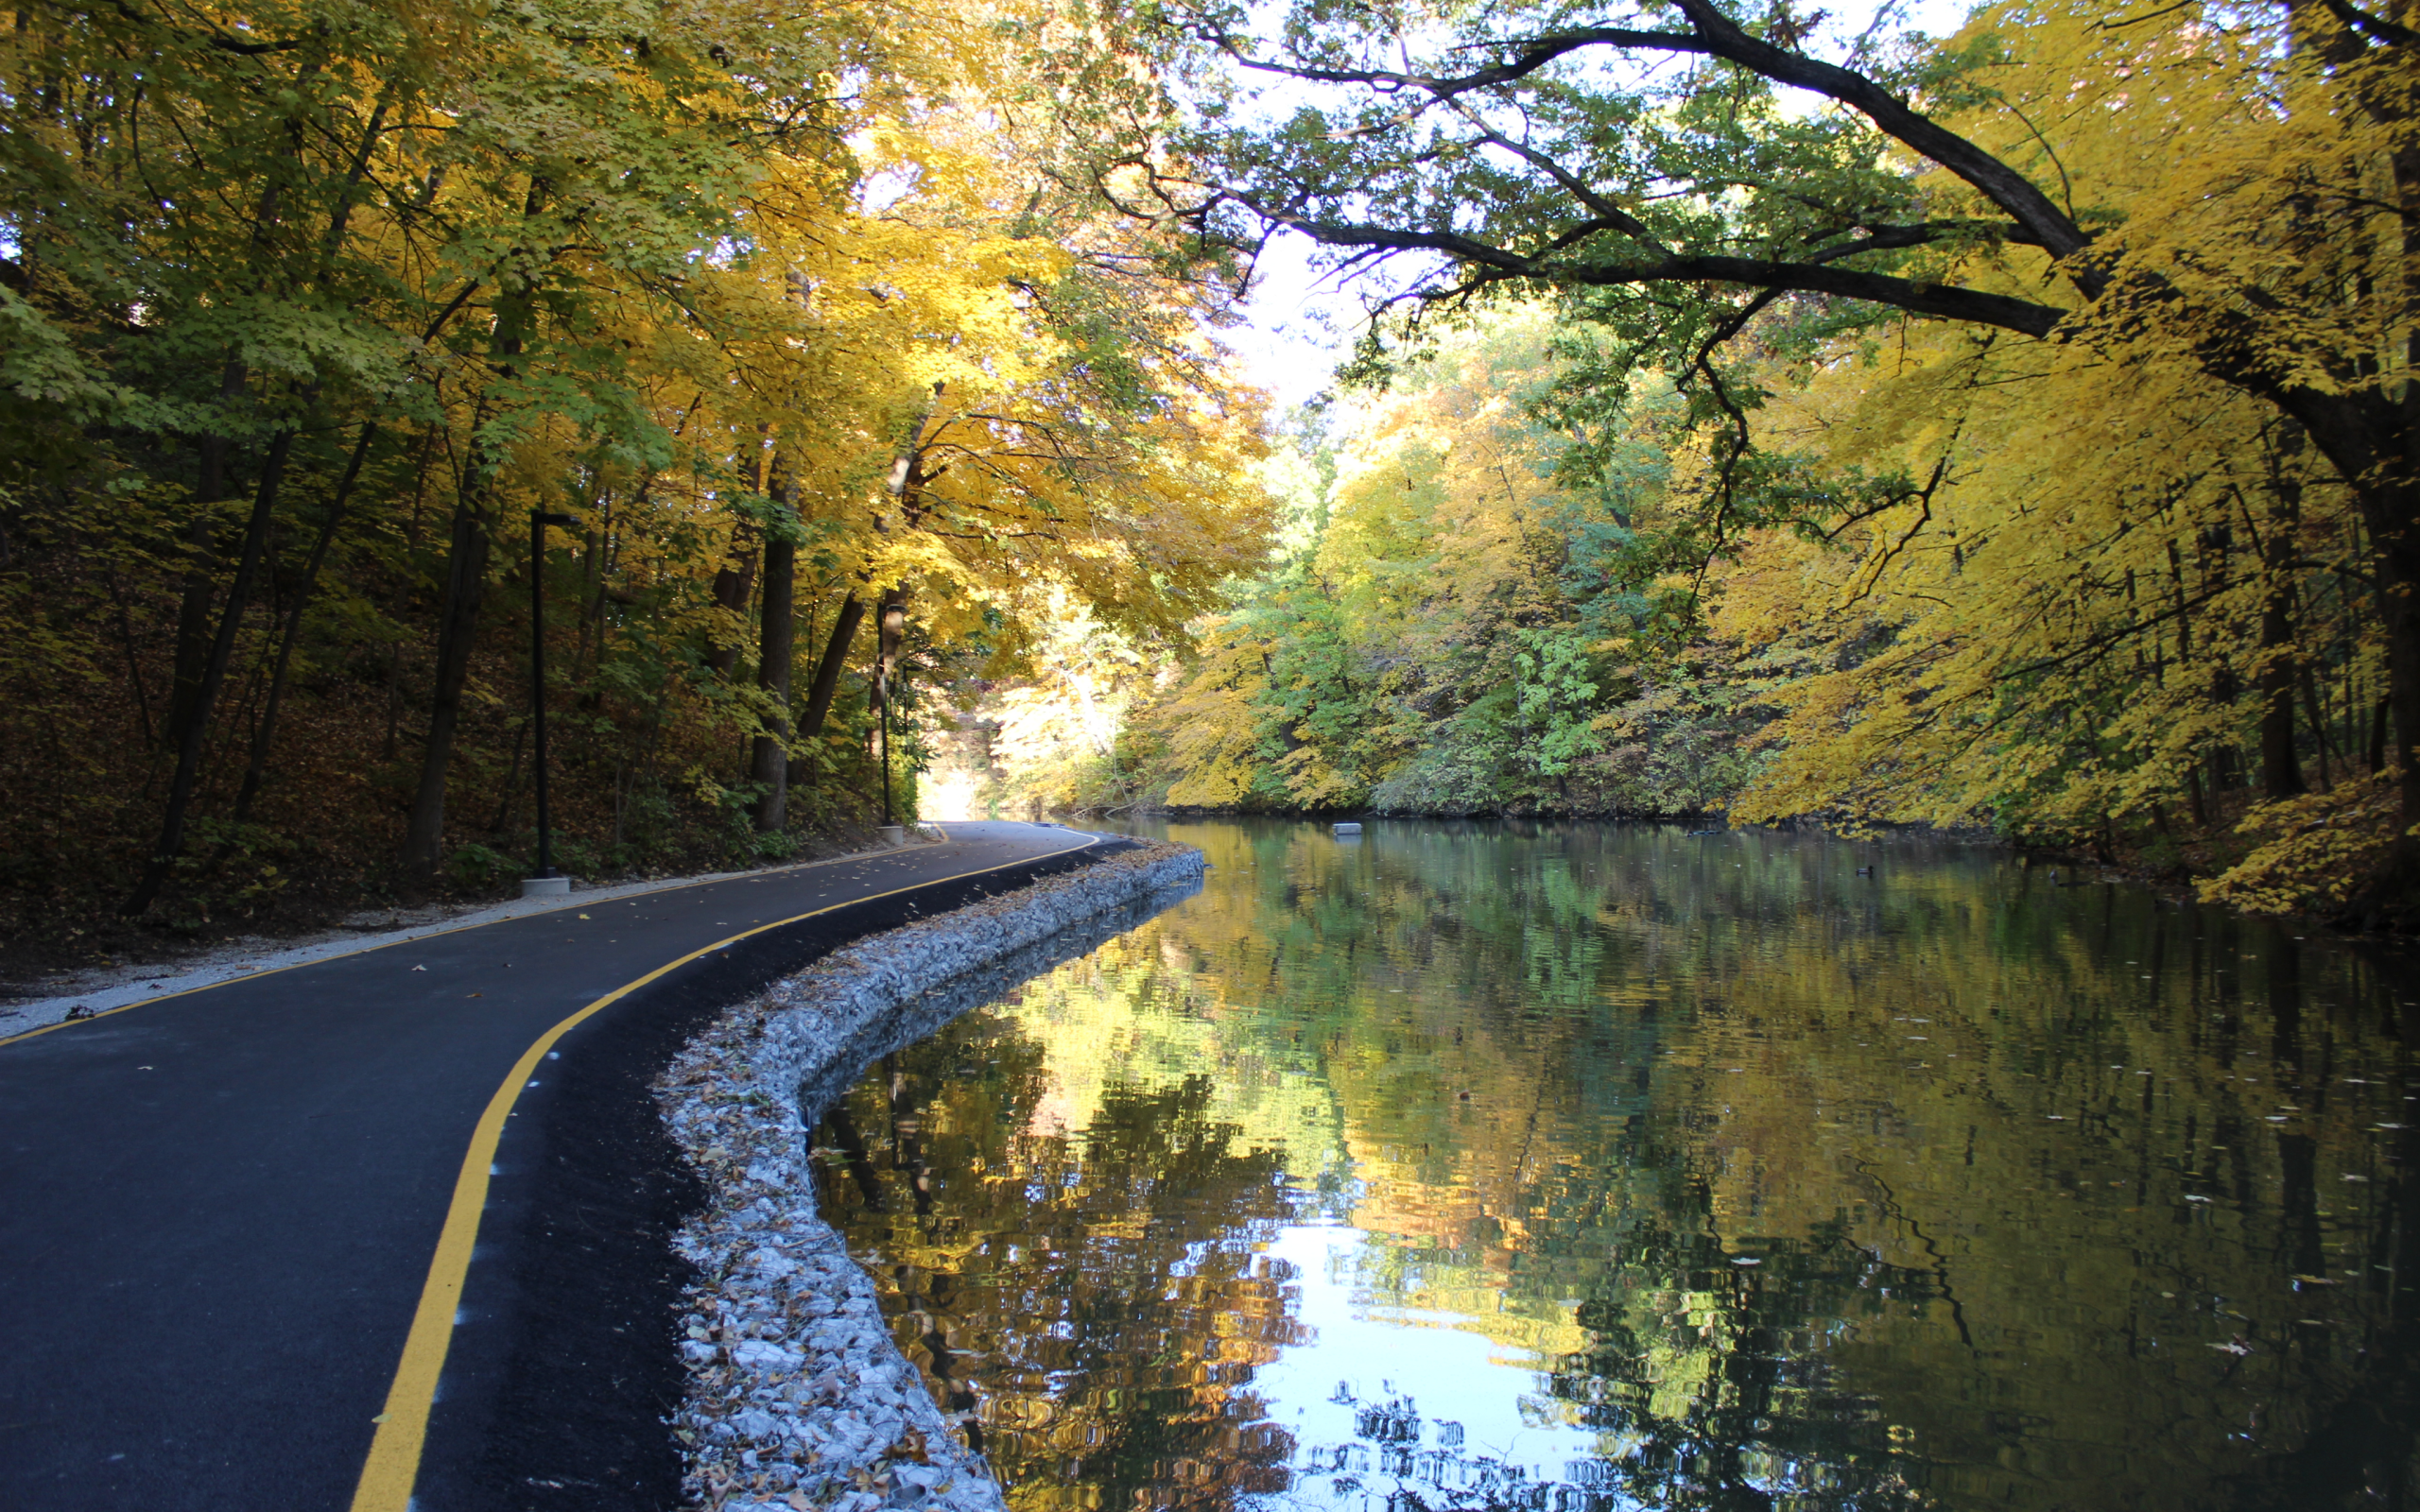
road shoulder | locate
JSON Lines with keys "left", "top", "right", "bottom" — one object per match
{"left": 0, "top": 834, "right": 951, "bottom": 1042}
{"left": 391, "top": 837, "right": 1154, "bottom": 1512}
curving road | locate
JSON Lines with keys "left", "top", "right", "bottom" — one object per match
{"left": 0, "top": 821, "right": 1112, "bottom": 1512}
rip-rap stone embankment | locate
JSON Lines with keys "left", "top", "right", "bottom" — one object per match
{"left": 656, "top": 840, "right": 1204, "bottom": 1511}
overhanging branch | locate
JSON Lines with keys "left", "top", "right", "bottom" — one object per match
{"left": 1245, "top": 199, "right": 2069, "bottom": 336}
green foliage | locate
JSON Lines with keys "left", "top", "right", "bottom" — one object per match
{"left": 1133, "top": 313, "right": 1765, "bottom": 818}
{"left": 0, "top": 0, "right": 1272, "bottom": 953}
{"left": 1098, "top": 0, "right": 2417, "bottom": 916}
{"left": 443, "top": 843, "right": 522, "bottom": 892}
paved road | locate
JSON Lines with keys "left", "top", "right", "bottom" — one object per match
{"left": 0, "top": 822, "right": 1110, "bottom": 1512}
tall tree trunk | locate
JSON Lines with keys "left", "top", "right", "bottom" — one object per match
{"left": 400, "top": 179, "right": 548, "bottom": 886}
{"left": 2276, "top": 417, "right": 2418, "bottom": 841}
{"left": 749, "top": 501, "right": 797, "bottom": 833}
{"left": 2299, "top": 661, "right": 2341, "bottom": 793}
{"left": 402, "top": 494, "right": 494, "bottom": 886}
{"left": 705, "top": 524, "right": 757, "bottom": 679}
{"left": 2209, "top": 662, "right": 2243, "bottom": 796}
{"left": 382, "top": 429, "right": 441, "bottom": 764}
{"left": 123, "top": 427, "right": 298, "bottom": 914}
{"left": 167, "top": 516, "right": 220, "bottom": 750}
{"left": 2262, "top": 150, "right": 2420, "bottom": 833}
{"left": 789, "top": 593, "right": 867, "bottom": 790}
{"left": 228, "top": 423, "right": 378, "bottom": 830}
{"left": 159, "top": 53, "right": 323, "bottom": 748}
{"left": 2377, "top": 482, "right": 2420, "bottom": 806}
{"left": 2257, "top": 475, "right": 2307, "bottom": 801}
{"left": 130, "top": 56, "right": 381, "bottom": 885}
{"left": 167, "top": 363, "right": 252, "bottom": 747}
{"left": 2169, "top": 537, "right": 2204, "bottom": 819}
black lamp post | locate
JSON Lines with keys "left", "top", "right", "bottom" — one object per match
{"left": 530, "top": 509, "right": 579, "bottom": 880}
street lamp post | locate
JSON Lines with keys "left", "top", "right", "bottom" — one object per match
{"left": 878, "top": 662, "right": 892, "bottom": 829}
{"left": 527, "top": 509, "right": 580, "bottom": 895}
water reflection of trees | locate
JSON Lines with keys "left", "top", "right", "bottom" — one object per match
{"left": 1168, "top": 821, "right": 2420, "bottom": 1511}
{"left": 823, "top": 820, "right": 2419, "bottom": 1511}
{"left": 1549, "top": 1222, "right": 1932, "bottom": 1509}
{"left": 817, "top": 1015, "right": 1306, "bottom": 1511}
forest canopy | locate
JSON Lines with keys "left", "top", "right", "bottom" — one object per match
{"left": 954, "top": 0, "right": 2420, "bottom": 924}
{"left": 6, "top": 0, "right": 2416, "bottom": 953}
{"left": 0, "top": 0, "right": 1272, "bottom": 950}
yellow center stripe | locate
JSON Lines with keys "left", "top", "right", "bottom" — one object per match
{"left": 0, "top": 832, "right": 987, "bottom": 1051}
{"left": 349, "top": 828, "right": 1097, "bottom": 1512}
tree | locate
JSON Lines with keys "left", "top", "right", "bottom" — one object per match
{"left": 1099, "top": 0, "right": 2420, "bottom": 868}
{"left": 0, "top": 0, "right": 1276, "bottom": 939}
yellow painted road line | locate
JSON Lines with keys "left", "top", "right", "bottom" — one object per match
{"left": 348, "top": 831, "right": 1097, "bottom": 1512}
{"left": 0, "top": 829, "right": 995, "bottom": 1051}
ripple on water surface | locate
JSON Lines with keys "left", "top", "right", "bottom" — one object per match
{"left": 809, "top": 819, "right": 2418, "bottom": 1511}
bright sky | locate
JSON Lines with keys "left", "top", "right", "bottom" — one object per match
{"left": 1220, "top": 0, "right": 1987, "bottom": 412}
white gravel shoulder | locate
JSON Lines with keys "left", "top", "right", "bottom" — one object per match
{"left": 658, "top": 840, "right": 1205, "bottom": 1512}
{"left": 0, "top": 832, "right": 942, "bottom": 1041}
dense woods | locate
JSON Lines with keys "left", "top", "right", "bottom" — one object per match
{"left": 0, "top": 0, "right": 1269, "bottom": 954}
{"left": 959, "top": 0, "right": 2420, "bottom": 925}
{"left": 7, "top": 0, "right": 2419, "bottom": 954}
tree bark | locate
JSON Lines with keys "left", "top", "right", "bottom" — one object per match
{"left": 704, "top": 524, "right": 757, "bottom": 679}
{"left": 2276, "top": 397, "right": 2419, "bottom": 823}
{"left": 167, "top": 515, "right": 220, "bottom": 750}
{"left": 2299, "top": 661, "right": 2341, "bottom": 792}
{"left": 401, "top": 493, "right": 493, "bottom": 885}
{"left": 2208, "top": 662, "right": 2244, "bottom": 797}
{"left": 124, "top": 426, "right": 297, "bottom": 914}
{"left": 228, "top": 422, "right": 377, "bottom": 830}
{"left": 167, "top": 362, "right": 252, "bottom": 747}
{"left": 789, "top": 593, "right": 867, "bottom": 793}
{"left": 400, "top": 179, "right": 548, "bottom": 886}
{"left": 2256, "top": 472, "right": 2307, "bottom": 801}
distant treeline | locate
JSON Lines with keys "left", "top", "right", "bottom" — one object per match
{"left": 991, "top": 284, "right": 2405, "bottom": 924}
{"left": 978, "top": 0, "right": 2416, "bottom": 929}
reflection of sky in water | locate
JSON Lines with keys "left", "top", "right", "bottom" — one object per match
{"left": 1247, "top": 1222, "right": 1604, "bottom": 1508}
{"left": 819, "top": 817, "right": 2420, "bottom": 1512}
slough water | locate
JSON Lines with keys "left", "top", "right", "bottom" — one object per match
{"left": 808, "top": 818, "right": 2416, "bottom": 1512}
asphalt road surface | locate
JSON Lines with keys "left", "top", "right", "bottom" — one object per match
{"left": 0, "top": 821, "right": 1115, "bottom": 1512}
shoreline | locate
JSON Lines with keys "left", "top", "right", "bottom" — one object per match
{"left": 656, "top": 840, "right": 1206, "bottom": 1511}
{"left": 1076, "top": 809, "right": 2414, "bottom": 936}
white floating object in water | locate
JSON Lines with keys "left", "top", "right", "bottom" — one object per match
{"left": 1333, "top": 822, "right": 1363, "bottom": 835}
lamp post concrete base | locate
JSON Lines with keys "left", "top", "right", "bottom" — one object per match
{"left": 520, "top": 875, "right": 572, "bottom": 899}
{"left": 878, "top": 825, "right": 908, "bottom": 848}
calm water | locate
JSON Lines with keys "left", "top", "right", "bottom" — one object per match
{"left": 811, "top": 820, "right": 2418, "bottom": 1511}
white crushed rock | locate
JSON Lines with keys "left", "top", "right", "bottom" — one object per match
{"left": 657, "top": 841, "right": 1204, "bottom": 1512}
